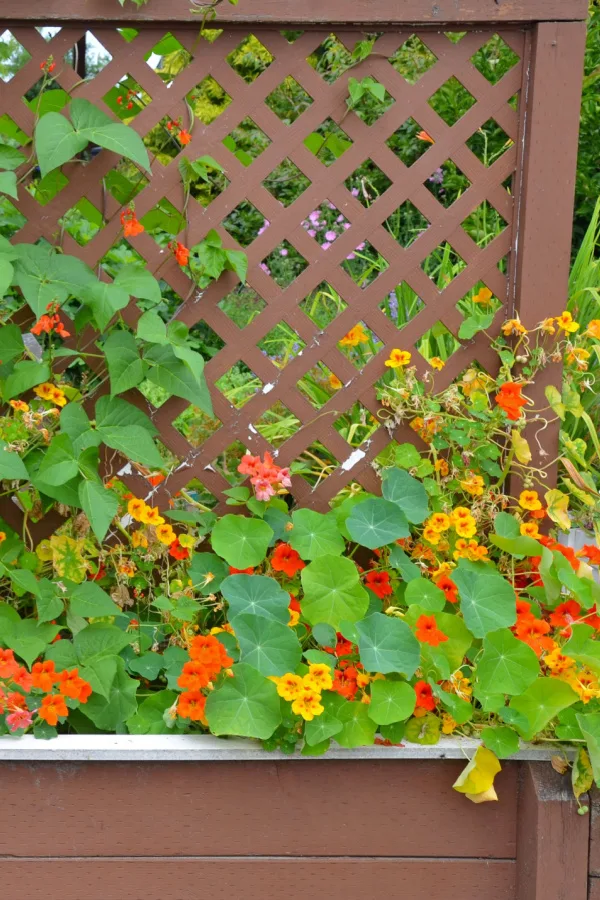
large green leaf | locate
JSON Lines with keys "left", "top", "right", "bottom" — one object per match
{"left": 301, "top": 555, "right": 369, "bottom": 629}
{"left": 95, "top": 395, "right": 164, "bottom": 469}
{"left": 404, "top": 605, "right": 473, "bottom": 677}
{"left": 2, "top": 360, "right": 50, "bottom": 400}
{"left": 0, "top": 439, "right": 28, "bottom": 480}
{"left": 59, "top": 404, "right": 102, "bottom": 455}
{"left": 334, "top": 700, "right": 378, "bottom": 748}
{"left": 0, "top": 323, "right": 25, "bottom": 363}
{"left": 576, "top": 713, "right": 600, "bottom": 784}
{"left": 368, "top": 680, "right": 415, "bottom": 725}
{"left": 205, "top": 663, "right": 282, "bottom": 739}
{"left": 1, "top": 619, "right": 60, "bottom": 667}
{"left": 68, "top": 580, "right": 121, "bottom": 618}
{"left": 356, "top": 612, "right": 420, "bottom": 676}
{"left": 304, "top": 711, "right": 343, "bottom": 746}
{"left": 188, "top": 553, "right": 229, "bottom": 595}
{"left": 78, "top": 480, "right": 119, "bottom": 542}
{"left": 103, "top": 330, "right": 144, "bottom": 395}
{"left": 287, "top": 509, "right": 344, "bottom": 559}
{"left": 136, "top": 310, "right": 168, "bottom": 344}
{"left": 478, "top": 628, "right": 539, "bottom": 695}
{"left": 34, "top": 110, "right": 88, "bottom": 177}
{"left": 382, "top": 468, "right": 429, "bottom": 523}
{"left": 114, "top": 264, "right": 161, "bottom": 304}
{"left": 0, "top": 143, "right": 26, "bottom": 170}
{"left": 36, "top": 579, "right": 64, "bottom": 624}
{"left": 144, "top": 343, "right": 205, "bottom": 405}
{"left": 211, "top": 515, "right": 274, "bottom": 569}
{"left": 220, "top": 574, "right": 290, "bottom": 624}
{"left": 36, "top": 433, "right": 79, "bottom": 486}
{"left": 74, "top": 623, "right": 132, "bottom": 664}
{"left": 82, "top": 657, "right": 139, "bottom": 730}
{"left": 12, "top": 244, "right": 96, "bottom": 317}
{"left": 481, "top": 725, "right": 520, "bottom": 759}
{"left": 127, "top": 690, "right": 177, "bottom": 734}
{"left": 346, "top": 497, "right": 410, "bottom": 549}
{"left": 509, "top": 677, "right": 577, "bottom": 740}
{"left": 80, "top": 281, "right": 130, "bottom": 331}
{"left": 452, "top": 560, "right": 516, "bottom": 638}
{"left": 404, "top": 578, "right": 446, "bottom": 611}
{"left": 234, "top": 614, "right": 302, "bottom": 676}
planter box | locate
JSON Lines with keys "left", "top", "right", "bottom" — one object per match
{"left": 0, "top": 737, "right": 591, "bottom": 900}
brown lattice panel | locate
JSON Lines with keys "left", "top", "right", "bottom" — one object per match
{"left": 1, "top": 23, "right": 528, "bottom": 512}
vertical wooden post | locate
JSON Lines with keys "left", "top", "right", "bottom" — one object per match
{"left": 516, "top": 762, "right": 589, "bottom": 900}
{"left": 512, "top": 21, "right": 587, "bottom": 488}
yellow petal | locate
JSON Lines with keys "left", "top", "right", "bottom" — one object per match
{"left": 453, "top": 746, "right": 501, "bottom": 795}
{"left": 465, "top": 786, "right": 498, "bottom": 804}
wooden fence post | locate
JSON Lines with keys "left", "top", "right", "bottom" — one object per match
{"left": 516, "top": 762, "right": 589, "bottom": 900}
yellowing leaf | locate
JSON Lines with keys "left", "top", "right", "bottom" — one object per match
{"left": 453, "top": 745, "right": 501, "bottom": 796}
{"left": 511, "top": 430, "right": 531, "bottom": 465}
{"left": 35, "top": 539, "right": 54, "bottom": 562}
{"left": 544, "top": 489, "right": 571, "bottom": 532}
{"left": 572, "top": 747, "right": 593, "bottom": 800}
{"left": 50, "top": 534, "right": 87, "bottom": 583}
{"left": 465, "top": 786, "right": 498, "bottom": 803}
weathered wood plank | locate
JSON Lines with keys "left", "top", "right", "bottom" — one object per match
{"left": 0, "top": 759, "right": 517, "bottom": 858}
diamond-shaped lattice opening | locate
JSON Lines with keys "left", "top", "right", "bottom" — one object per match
{"left": 176, "top": 477, "right": 219, "bottom": 511}
{"left": 103, "top": 75, "right": 150, "bottom": 120}
{"left": 262, "top": 240, "right": 308, "bottom": 288}
{"left": 100, "top": 240, "right": 147, "bottom": 279}
{"left": 188, "top": 320, "right": 226, "bottom": 361}
{"left": 302, "top": 201, "right": 349, "bottom": 248}
{"left": 0, "top": 113, "right": 29, "bottom": 148}
{"left": 342, "top": 240, "right": 389, "bottom": 289}
{"left": 497, "top": 254, "right": 509, "bottom": 275}
{"left": 265, "top": 76, "right": 313, "bottom": 124}
{"left": 456, "top": 281, "right": 502, "bottom": 321}
{"left": 384, "top": 200, "right": 430, "bottom": 248}
{"left": 37, "top": 26, "right": 61, "bottom": 41}
{"left": 338, "top": 322, "right": 383, "bottom": 369}
{"left": 143, "top": 116, "right": 189, "bottom": 166}
{"left": 421, "top": 242, "right": 466, "bottom": 289}
{"left": 298, "top": 362, "right": 342, "bottom": 409}
{"left": 466, "top": 119, "right": 513, "bottom": 166}
{"left": 0, "top": 198, "right": 27, "bottom": 239}
{"left": 461, "top": 201, "right": 508, "bottom": 248}
{"left": 445, "top": 32, "right": 467, "bottom": 43}
{"left": 300, "top": 282, "right": 347, "bottom": 327}
{"left": 307, "top": 34, "right": 353, "bottom": 83}
{"left": 258, "top": 324, "right": 306, "bottom": 368}
{"left": 334, "top": 402, "right": 381, "bottom": 447}
{"left": 226, "top": 35, "right": 274, "bottom": 83}
{"left": 60, "top": 198, "right": 105, "bottom": 247}
{"left": 146, "top": 32, "right": 193, "bottom": 84}
{"left": 424, "top": 160, "right": 471, "bottom": 208}
{"left": 305, "top": 118, "right": 353, "bottom": 167}
{"left": 428, "top": 77, "right": 476, "bottom": 126}
{"left": 416, "top": 322, "right": 461, "bottom": 366}
{"left": 64, "top": 31, "right": 112, "bottom": 77}
{"left": 379, "top": 283, "right": 425, "bottom": 329}
{"left": 345, "top": 159, "right": 392, "bottom": 207}
{"left": 296, "top": 441, "right": 337, "bottom": 488}
{"left": 27, "top": 170, "right": 69, "bottom": 207}
{"left": 141, "top": 198, "right": 185, "bottom": 245}
{"left": 254, "top": 402, "right": 301, "bottom": 448}
{"left": 215, "top": 361, "right": 263, "bottom": 408}
{"left": 472, "top": 35, "right": 519, "bottom": 85}
{"left": 173, "top": 405, "right": 222, "bottom": 449}
{"left": 223, "top": 117, "right": 271, "bottom": 164}
{"left": 104, "top": 159, "right": 149, "bottom": 206}
{"left": 386, "top": 118, "right": 434, "bottom": 168}
{"left": 389, "top": 35, "right": 437, "bottom": 84}
{"left": 222, "top": 200, "right": 266, "bottom": 247}
{"left": 187, "top": 76, "right": 232, "bottom": 125}
{"left": 212, "top": 440, "right": 250, "bottom": 487}
{"left": 218, "top": 285, "right": 266, "bottom": 328}
{"left": 188, "top": 160, "right": 230, "bottom": 208}
{"left": 351, "top": 79, "right": 395, "bottom": 127}
{"left": 263, "top": 159, "right": 311, "bottom": 207}
{"left": 138, "top": 378, "right": 172, "bottom": 409}
{"left": 0, "top": 31, "right": 32, "bottom": 82}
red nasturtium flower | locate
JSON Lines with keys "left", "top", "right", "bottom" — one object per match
{"left": 580, "top": 544, "right": 600, "bottom": 565}
{"left": 415, "top": 614, "right": 448, "bottom": 647}
{"left": 168, "top": 240, "right": 190, "bottom": 267}
{"left": 177, "top": 690, "right": 207, "bottom": 723}
{"left": 271, "top": 543, "right": 305, "bottom": 577}
{"left": 56, "top": 668, "right": 92, "bottom": 703}
{"left": 120, "top": 206, "right": 144, "bottom": 238}
{"left": 0, "top": 649, "right": 19, "bottom": 680}
{"left": 495, "top": 382, "right": 527, "bottom": 421}
{"left": 169, "top": 538, "right": 189, "bottom": 560}
{"left": 229, "top": 566, "right": 254, "bottom": 575}
{"left": 364, "top": 570, "right": 393, "bottom": 599}
{"left": 548, "top": 599, "right": 581, "bottom": 630}
{"left": 38, "top": 693, "right": 68, "bottom": 727}
{"left": 178, "top": 129, "right": 192, "bottom": 145}
{"left": 331, "top": 661, "right": 361, "bottom": 701}
{"left": 414, "top": 680, "right": 436, "bottom": 712}
{"left": 435, "top": 575, "right": 459, "bottom": 604}
{"left": 31, "top": 660, "right": 59, "bottom": 692}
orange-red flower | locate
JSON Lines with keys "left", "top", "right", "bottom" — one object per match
{"left": 169, "top": 538, "right": 190, "bottom": 560}
{"left": 271, "top": 543, "right": 305, "bottom": 577}
{"left": 178, "top": 129, "right": 192, "bottom": 145}
{"left": 0, "top": 649, "right": 19, "bottom": 680}
{"left": 38, "top": 693, "right": 68, "bottom": 726}
{"left": 548, "top": 599, "right": 581, "bottom": 630}
{"left": 178, "top": 660, "right": 212, "bottom": 691}
{"left": 188, "top": 633, "right": 233, "bottom": 679}
{"left": 169, "top": 240, "right": 190, "bottom": 267}
{"left": 331, "top": 662, "right": 360, "bottom": 700}
{"left": 31, "top": 660, "right": 59, "bottom": 692}
{"left": 12, "top": 666, "right": 33, "bottom": 692}
{"left": 229, "top": 566, "right": 254, "bottom": 575}
{"left": 177, "top": 690, "right": 207, "bottom": 723}
{"left": 435, "top": 575, "right": 459, "bottom": 604}
{"left": 415, "top": 614, "right": 448, "bottom": 647}
{"left": 514, "top": 616, "right": 553, "bottom": 656}
{"left": 495, "top": 382, "right": 527, "bottom": 421}
{"left": 364, "top": 570, "right": 393, "bottom": 599}
{"left": 56, "top": 668, "right": 92, "bottom": 703}
{"left": 579, "top": 545, "right": 600, "bottom": 565}
{"left": 414, "top": 680, "right": 436, "bottom": 711}
{"left": 120, "top": 206, "right": 144, "bottom": 238}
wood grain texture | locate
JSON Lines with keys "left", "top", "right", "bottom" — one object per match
{"left": 590, "top": 877, "right": 600, "bottom": 900}
{"left": 588, "top": 789, "right": 600, "bottom": 876}
{"left": 515, "top": 762, "right": 589, "bottom": 900}
{"left": 0, "top": 858, "right": 517, "bottom": 900}
{"left": 0, "top": 0, "right": 588, "bottom": 22}
{"left": 0, "top": 759, "right": 517, "bottom": 858}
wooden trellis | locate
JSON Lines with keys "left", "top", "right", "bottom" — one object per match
{"left": 0, "top": 0, "right": 587, "bottom": 525}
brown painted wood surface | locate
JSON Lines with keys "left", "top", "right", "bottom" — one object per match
{"left": 590, "top": 878, "right": 600, "bottom": 900}
{"left": 0, "top": 858, "right": 517, "bottom": 900}
{"left": 0, "top": 0, "right": 588, "bottom": 23}
{"left": 0, "top": 759, "right": 517, "bottom": 857}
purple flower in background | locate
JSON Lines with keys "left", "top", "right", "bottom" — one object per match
{"left": 260, "top": 262, "right": 271, "bottom": 275}
{"left": 356, "top": 242, "right": 366, "bottom": 252}
{"left": 351, "top": 187, "right": 359, "bottom": 197}
{"left": 280, "top": 248, "right": 288, "bottom": 256}
{"left": 307, "top": 228, "right": 317, "bottom": 238}
{"left": 291, "top": 342, "right": 301, "bottom": 354}
{"left": 322, "top": 242, "right": 331, "bottom": 250}
{"left": 309, "top": 210, "right": 320, "bottom": 224}
{"left": 257, "top": 218, "right": 270, "bottom": 236}
{"left": 343, "top": 222, "right": 351, "bottom": 230}
{"left": 325, "top": 230, "right": 337, "bottom": 242}
{"left": 346, "top": 252, "right": 355, "bottom": 260}
{"left": 336, "top": 214, "right": 344, "bottom": 223}
{"left": 388, "top": 291, "right": 399, "bottom": 323}
{"left": 428, "top": 168, "right": 444, "bottom": 185}
{"left": 327, "top": 202, "right": 336, "bottom": 210}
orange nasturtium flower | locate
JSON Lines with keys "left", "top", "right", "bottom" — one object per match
{"left": 416, "top": 130, "right": 434, "bottom": 143}
{"left": 340, "top": 324, "right": 369, "bottom": 347}
{"left": 385, "top": 349, "right": 412, "bottom": 368}
{"left": 556, "top": 310, "right": 580, "bottom": 333}
{"left": 495, "top": 382, "right": 527, "bottom": 421}
{"left": 120, "top": 206, "right": 144, "bottom": 238}
{"left": 38, "top": 693, "right": 68, "bottom": 726}
{"left": 472, "top": 286, "right": 493, "bottom": 305}
{"left": 177, "top": 690, "right": 208, "bottom": 723}
{"left": 415, "top": 614, "right": 448, "bottom": 647}
{"left": 329, "top": 373, "right": 343, "bottom": 390}
{"left": 271, "top": 542, "right": 305, "bottom": 577}
{"left": 585, "top": 319, "right": 600, "bottom": 339}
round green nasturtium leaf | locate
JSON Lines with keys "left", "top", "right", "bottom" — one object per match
{"left": 481, "top": 725, "right": 520, "bottom": 759}
{"left": 452, "top": 560, "right": 517, "bottom": 638}
{"left": 432, "top": 684, "right": 472, "bottom": 725}
{"left": 380, "top": 720, "right": 406, "bottom": 743}
{"left": 220, "top": 574, "right": 290, "bottom": 625}
{"left": 210, "top": 514, "right": 274, "bottom": 569}
{"left": 404, "top": 712, "right": 441, "bottom": 745}
{"left": 509, "top": 677, "right": 578, "bottom": 740}
{"left": 478, "top": 628, "right": 539, "bottom": 696}
{"left": 356, "top": 613, "right": 420, "bottom": 677}
{"left": 287, "top": 509, "right": 345, "bottom": 559}
{"left": 368, "top": 680, "right": 416, "bottom": 725}
{"left": 312, "top": 622, "right": 337, "bottom": 647}
{"left": 382, "top": 468, "right": 429, "bottom": 524}
{"left": 234, "top": 614, "right": 302, "bottom": 677}
{"left": 346, "top": 497, "right": 409, "bottom": 549}
{"left": 404, "top": 578, "right": 446, "bottom": 612}
{"left": 405, "top": 606, "right": 473, "bottom": 676}
{"left": 301, "top": 738, "right": 331, "bottom": 756}
{"left": 576, "top": 713, "right": 600, "bottom": 784}
{"left": 334, "top": 700, "right": 378, "bottom": 748}
{"left": 301, "top": 555, "right": 369, "bottom": 630}
{"left": 127, "top": 690, "right": 177, "bottom": 735}
{"left": 304, "top": 711, "right": 343, "bottom": 746}
{"left": 205, "top": 663, "right": 282, "bottom": 740}
{"left": 188, "top": 553, "right": 229, "bottom": 595}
